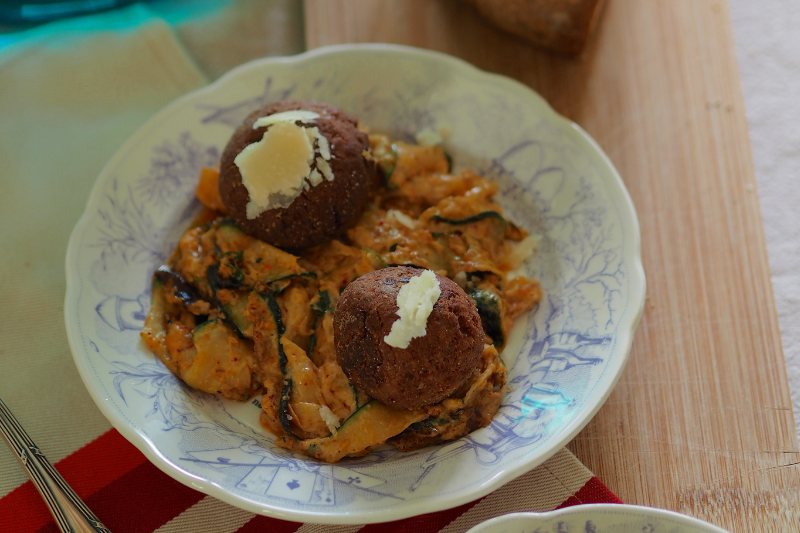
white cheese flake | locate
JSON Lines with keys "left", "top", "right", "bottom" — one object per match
{"left": 237, "top": 121, "right": 314, "bottom": 219}
{"left": 384, "top": 270, "right": 441, "bottom": 349}
{"left": 252, "top": 110, "right": 319, "bottom": 128}
{"left": 305, "top": 127, "right": 318, "bottom": 146}
{"left": 318, "top": 406, "right": 340, "bottom": 435}
{"left": 316, "top": 157, "right": 334, "bottom": 181}
{"left": 308, "top": 168, "right": 323, "bottom": 186}
{"left": 310, "top": 127, "right": 332, "bottom": 160}
{"left": 387, "top": 209, "right": 416, "bottom": 229}
{"left": 235, "top": 110, "right": 335, "bottom": 218}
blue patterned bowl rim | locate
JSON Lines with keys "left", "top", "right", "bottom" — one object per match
{"left": 466, "top": 505, "right": 729, "bottom": 533}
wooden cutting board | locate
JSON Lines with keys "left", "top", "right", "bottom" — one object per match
{"left": 303, "top": 0, "right": 800, "bottom": 530}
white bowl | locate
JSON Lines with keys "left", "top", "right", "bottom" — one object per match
{"left": 467, "top": 506, "right": 729, "bottom": 533}
{"left": 65, "top": 44, "right": 645, "bottom": 524}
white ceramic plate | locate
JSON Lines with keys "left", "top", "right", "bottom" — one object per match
{"left": 467, "top": 506, "right": 729, "bottom": 533}
{"left": 65, "top": 44, "right": 645, "bottom": 524}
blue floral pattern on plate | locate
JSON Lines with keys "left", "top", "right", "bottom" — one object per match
{"left": 466, "top": 506, "right": 728, "bottom": 533}
{"left": 65, "top": 45, "right": 645, "bottom": 524}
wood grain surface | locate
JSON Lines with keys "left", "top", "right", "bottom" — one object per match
{"left": 303, "top": 1, "right": 800, "bottom": 531}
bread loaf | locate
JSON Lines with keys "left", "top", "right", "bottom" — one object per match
{"left": 463, "top": 0, "right": 605, "bottom": 56}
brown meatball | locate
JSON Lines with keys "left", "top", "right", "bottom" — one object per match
{"left": 218, "top": 99, "right": 382, "bottom": 250}
{"left": 334, "top": 267, "right": 484, "bottom": 409}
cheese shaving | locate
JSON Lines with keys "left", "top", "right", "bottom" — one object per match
{"left": 319, "top": 405, "right": 340, "bottom": 435}
{"left": 384, "top": 270, "right": 441, "bottom": 349}
{"left": 235, "top": 110, "right": 335, "bottom": 218}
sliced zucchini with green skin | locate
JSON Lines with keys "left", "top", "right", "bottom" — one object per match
{"left": 310, "top": 290, "right": 332, "bottom": 314}
{"left": 469, "top": 288, "right": 504, "bottom": 347}
{"left": 505, "top": 221, "right": 525, "bottom": 240}
{"left": 216, "top": 219, "right": 247, "bottom": 239}
{"left": 188, "top": 319, "right": 256, "bottom": 400}
{"left": 154, "top": 266, "right": 200, "bottom": 307}
{"left": 264, "top": 272, "right": 317, "bottom": 295}
{"left": 397, "top": 417, "right": 456, "bottom": 443}
{"left": 383, "top": 146, "right": 398, "bottom": 182}
{"left": 338, "top": 399, "right": 374, "bottom": 430}
{"left": 300, "top": 401, "right": 427, "bottom": 463}
{"left": 431, "top": 211, "right": 506, "bottom": 225}
{"left": 307, "top": 334, "right": 317, "bottom": 360}
{"left": 307, "top": 290, "right": 333, "bottom": 357}
{"left": 431, "top": 233, "right": 457, "bottom": 276}
{"left": 215, "top": 221, "right": 252, "bottom": 258}
{"left": 219, "top": 291, "right": 253, "bottom": 338}
{"left": 279, "top": 378, "right": 294, "bottom": 436}
{"left": 281, "top": 338, "right": 330, "bottom": 438}
{"left": 261, "top": 291, "right": 286, "bottom": 337}
{"left": 216, "top": 220, "right": 307, "bottom": 288}
{"left": 259, "top": 291, "right": 296, "bottom": 437}
{"left": 361, "top": 248, "right": 388, "bottom": 269}
{"left": 350, "top": 383, "right": 369, "bottom": 410}
{"left": 207, "top": 265, "right": 247, "bottom": 339}
{"left": 251, "top": 253, "right": 306, "bottom": 285}
{"left": 372, "top": 138, "right": 398, "bottom": 183}
{"left": 218, "top": 251, "right": 246, "bottom": 289}
{"left": 444, "top": 151, "right": 453, "bottom": 173}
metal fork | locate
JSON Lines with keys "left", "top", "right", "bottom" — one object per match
{"left": 0, "top": 396, "right": 111, "bottom": 533}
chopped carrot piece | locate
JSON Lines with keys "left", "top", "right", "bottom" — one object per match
{"left": 195, "top": 167, "right": 227, "bottom": 213}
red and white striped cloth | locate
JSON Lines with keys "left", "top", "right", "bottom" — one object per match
{"left": 0, "top": 429, "right": 620, "bottom": 533}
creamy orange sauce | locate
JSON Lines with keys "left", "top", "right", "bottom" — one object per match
{"left": 141, "top": 133, "right": 542, "bottom": 463}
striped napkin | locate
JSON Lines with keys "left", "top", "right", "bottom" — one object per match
{"left": 0, "top": 428, "right": 619, "bottom": 533}
{"left": 0, "top": 3, "right": 619, "bottom": 531}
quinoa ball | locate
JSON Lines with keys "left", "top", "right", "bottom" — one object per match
{"left": 334, "top": 267, "right": 485, "bottom": 409}
{"left": 218, "top": 99, "right": 382, "bottom": 250}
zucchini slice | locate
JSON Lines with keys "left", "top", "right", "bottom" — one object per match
{"left": 187, "top": 319, "right": 257, "bottom": 400}
{"left": 264, "top": 272, "right": 316, "bottom": 295}
{"left": 307, "top": 290, "right": 333, "bottom": 360}
{"left": 282, "top": 338, "right": 329, "bottom": 438}
{"left": 215, "top": 220, "right": 307, "bottom": 289}
{"left": 259, "top": 291, "right": 296, "bottom": 438}
{"left": 207, "top": 265, "right": 247, "bottom": 339}
{"left": 300, "top": 401, "right": 427, "bottom": 463}
{"left": 215, "top": 220, "right": 251, "bottom": 253}
{"left": 217, "top": 251, "right": 246, "bottom": 289}
{"left": 219, "top": 290, "right": 254, "bottom": 338}
{"left": 469, "top": 288, "right": 505, "bottom": 347}
{"left": 360, "top": 248, "right": 388, "bottom": 269}
{"left": 369, "top": 134, "right": 397, "bottom": 182}
{"left": 310, "top": 290, "right": 333, "bottom": 314}
{"left": 430, "top": 211, "right": 505, "bottom": 225}
{"left": 154, "top": 266, "right": 200, "bottom": 308}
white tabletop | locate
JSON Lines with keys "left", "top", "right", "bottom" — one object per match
{"left": 730, "top": 0, "right": 800, "bottom": 441}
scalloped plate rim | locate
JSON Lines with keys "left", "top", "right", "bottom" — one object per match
{"left": 64, "top": 43, "right": 646, "bottom": 524}
{"left": 466, "top": 505, "right": 729, "bottom": 533}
